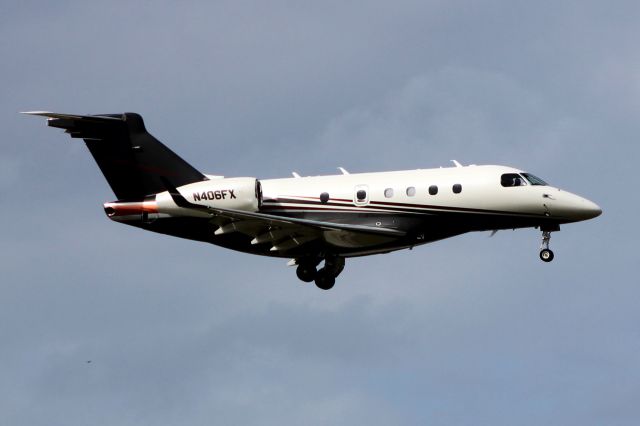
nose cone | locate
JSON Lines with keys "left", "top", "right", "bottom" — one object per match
{"left": 552, "top": 191, "right": 602, "bottom": 222}
{"left": 572, "top": 197, "right": 602, "bottom": 220}
{"left": 579, "top": 198, "right": 602, "bottom": 220}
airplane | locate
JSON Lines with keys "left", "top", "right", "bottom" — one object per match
{"left": 24, "top": 111, "right": 602, "bottom": 290}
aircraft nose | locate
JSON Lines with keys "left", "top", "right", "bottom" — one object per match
{"left": 581, "top": 199, "right": 602, "bottom": 220}
{"left": 566, "top": 194, "right": 602, "bottom": 221}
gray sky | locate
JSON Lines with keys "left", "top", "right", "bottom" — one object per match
{"left": 1, "top": 1, "right": 638, "bottom": 425}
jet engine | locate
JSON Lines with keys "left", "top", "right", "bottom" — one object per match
{"left": 104, "top": 177, "right": 262, "bottom": 222}
{"left": 155, "top": 177, "right": 262, "bottom": 214}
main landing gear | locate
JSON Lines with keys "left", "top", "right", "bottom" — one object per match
{"left": 295, "top": 255, "right": 345, "bottom": 290}
{"left": 539, "top": 230, "right": 554, "bottom": 262}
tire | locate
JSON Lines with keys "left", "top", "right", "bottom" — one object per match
{"left": 540, "top": 249, "right": 554, "bottom": 262}
{"left": 296, "top": 265, "right": 316, "bottom": 283}
{"left": 314, "top": 269, "right": 335, "bottom": 290}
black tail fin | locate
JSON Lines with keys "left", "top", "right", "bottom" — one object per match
{"left": 24, "top": 112, "right": 206, "bottom": 200}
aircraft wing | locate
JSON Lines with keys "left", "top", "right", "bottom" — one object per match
{"left": 162, "top": 178, "right": 406, "bottom": 255}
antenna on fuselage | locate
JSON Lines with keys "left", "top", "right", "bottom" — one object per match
{"left": 451, "top": 160, "right": 463, "bottom": 167}
{"left": 337, "top": 167, "right": 350, "bottom": 175}
{"left": 292, "top": 172, "right": 301, "bottom": 178}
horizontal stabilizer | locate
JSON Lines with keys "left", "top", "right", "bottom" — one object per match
{"left": 22, "top": 111, "right": 121, "bottom": 121}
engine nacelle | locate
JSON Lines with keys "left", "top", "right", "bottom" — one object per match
{"left": 156, "top": 177, "right": 262, "bottom": 215}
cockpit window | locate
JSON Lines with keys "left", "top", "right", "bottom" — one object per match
{"left": 501, "top": 173, "right": 526, "bottom": 187}
{"left": 521, "top": 173, "right": 548, "bottom": 186}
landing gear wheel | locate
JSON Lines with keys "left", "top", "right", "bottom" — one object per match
{"left": 296, "top": 264, "right": 317, "bottom": 283}
{"left": 539, "top": 229, "right": 556, "bottom": 263}
{"left": 540, "top": 249, "right": 554, "bottom": 262}
{"left": 314, "top": 269, "right": 335, "bottom": 290}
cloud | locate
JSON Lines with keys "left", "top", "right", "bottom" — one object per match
{"left": 0, "top": 156, "right": 21, "bottom": 190}
{"left": 312, "top": 67, "right": 588, "bottom": 173}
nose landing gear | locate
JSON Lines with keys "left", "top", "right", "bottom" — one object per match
{"left": 539, "top": 230, "right": 554, "bottom": 262}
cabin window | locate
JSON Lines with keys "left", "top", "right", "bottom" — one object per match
{"left": 428, "top": 185, "right": 438, "bottom": 195}
{"left": 406, "top": 187, "right": 416, "bottom": 197}
{"left": 453, "top": 184, "right": 462, "bottom": 194}
{"left": 384, "top": 188, "right": 394, "bottom": 198}
{"left": 357, "top": 190, "right": 367, "bottom": 201}
{"left": 501, "top": 173, "right": 526, "bottom": 187}
{"left": 320, "top": 192, "right": 330, "bottom": 204}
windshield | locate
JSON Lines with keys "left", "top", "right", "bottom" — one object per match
{"left": 521, "top": 173, "right": 548, "bottom": 186}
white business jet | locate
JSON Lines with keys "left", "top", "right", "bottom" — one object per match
{"left": 24, "top": 112, "right": 602, "bottom": 290}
